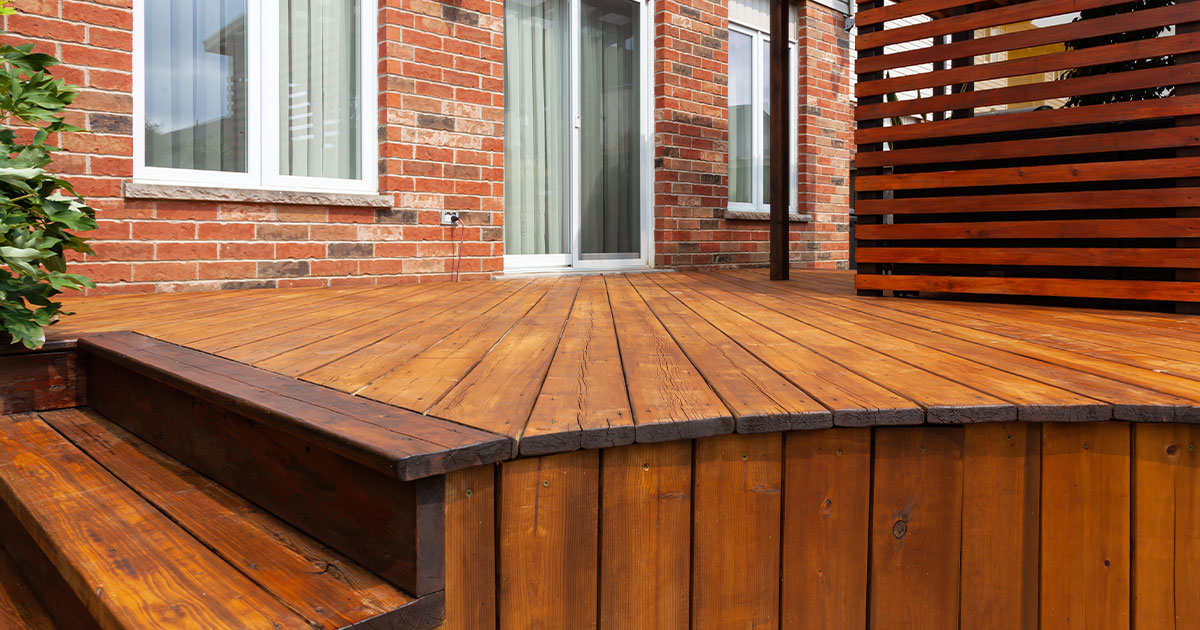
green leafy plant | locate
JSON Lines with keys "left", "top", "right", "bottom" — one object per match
{"left": 0, "top": 0, "right": 97, "bottom": 349}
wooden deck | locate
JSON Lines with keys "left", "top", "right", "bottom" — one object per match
{"left": 55, "top": 269, "right": 1200, "bottom": 458}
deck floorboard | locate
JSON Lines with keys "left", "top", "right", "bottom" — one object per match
{"left": 55, "top": 270, "right": 1200, "bottom": 456}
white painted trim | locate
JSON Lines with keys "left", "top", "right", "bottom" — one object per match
{"left": 132, "top": 0, "right": 376, "bottom": 194}
{"left": 504, "top": 253, "right": 574, "bottom": 270}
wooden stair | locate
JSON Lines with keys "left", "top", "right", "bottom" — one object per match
{"left": 0, "top": 544, "right": 55, "bottom": 630}
{"left": 0, "top": 331, "right": 518, "bottom": 629}
{"left": 0, "top": 409, "right": 442, "bottom": 629}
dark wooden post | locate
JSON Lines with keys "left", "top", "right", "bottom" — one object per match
{"left": 768, "top": 0, "right": 791, "bottom": 280}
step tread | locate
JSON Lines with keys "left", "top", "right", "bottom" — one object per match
{"left": 80, "top": 331, "right": 511, "bottom": 480}
{"left": 0, "top": 545, "right": 56, "bottom": 630}
{"left": 0, "top": 411, "right": 410, "bottom": 630}
{"left": 41, "top": 407, "right": 416, "bottom": 629}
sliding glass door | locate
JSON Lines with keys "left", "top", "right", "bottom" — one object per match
{"left": 504, "top": 0, "right": 649, "bottom": 270}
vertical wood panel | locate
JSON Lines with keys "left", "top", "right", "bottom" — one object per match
{"left": 1041, "top": 422, "right": 1131, "bottom": 630}
{"left": 443, "top": 466, "right": 496, "bottom": 630}
{"left": 870, "top": 426, "right": 964, "bottom": 630}
{"left": 499, "top": 451, "right": 599, "bottom": 630}
{"left": 692, "top": 433, "right": 783, "bottom": 630}
{"left": 1133, "top": 423, "right": 1200, "bottom": 630}
{"left": 780, "top": 428, "right": 871, "bottom": 630}
{"left": 599, "top": 442, "right": 692, "bottom": 630}
{"left": 960, "top": 422, "right": 1040, "bottom": 629}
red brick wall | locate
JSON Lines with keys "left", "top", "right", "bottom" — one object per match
{"left": 654, "top": 0, "right": 853, "bottom": 270}
{"left": 5, "top": 0, "right": 850, "bottom": 295}
{"left": 5, "top": 0, "right": 504, "bottom": 295}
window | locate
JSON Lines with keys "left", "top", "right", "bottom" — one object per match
{"left": 134, "top": 0, "right": 376, "bottom": 193}
{"left": 727, "top": 22, "right": 797, "bottom": 212}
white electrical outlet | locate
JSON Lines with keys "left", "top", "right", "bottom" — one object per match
{"left": 441, "top": 212, "right": 459, "bottom": 226}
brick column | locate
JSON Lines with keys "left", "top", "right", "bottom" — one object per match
{"left": 378, "top": 0, "right": 506, "bottom": 278}
{"left": 653, "top": 0, "right": 730, "bottom": 268}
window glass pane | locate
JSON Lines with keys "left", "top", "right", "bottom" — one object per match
{"left": 280, "top": 0, "right": 361, "bottom": 180}
{"left": 727, "top": 30, "right": 752, "bottom": 204}
{"left": 580, "top": 0, "right": 640, "bottom": 257}
{"left": 504, "top": 0, "right": 570, "bottom": 256}
{"left": 145, "top": 0, "right": 247, "bottom": 172}
{"left": 761, "top": 38, "right": 770, "bottom": 205}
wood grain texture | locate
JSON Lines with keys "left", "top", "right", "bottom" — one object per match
{"left": 50, "top": 269, "right": 1200, "bottom": 460}
{"left": 630, "top": 273, "right": 829, "bottom": 432}
{"left": 80, "top": 331, "right": 512, "bottom": 480}
{"left": 961, "top": 423, "right": 1040, "bottom": 629}
{"left": 0, "top": 412, "right": 314, "bottom": 630}
{"left": 499, "top": 450, "right": 599, "bottom": 630}
{"left": 0, "top": 351, "right": 81, "bottom": 414}
{"left": 692, "top": 433, "right": 783, "bottom": 630}
{"left": 1132, "top": 423, "right": 1200, "bottom": 630}
{"left": 522, "top": 276, "right": 634, "bottom": 455}
{"left": 442, "top": 465, "right": 496, "bottom": 630}
{"left": 599, "top": 442, "right": 692, "bottom": 630}
{"left": 85, "top": 358, "right": 440, "bottom": 596}
{"left": 1041, "top": 423, "right": 1131, "bottom": 630}
{"left": 607, "top": 275, "right": 734, "bottom": 441}
{"left": 780, "top": 428, "right": 870, "bottom": 630}
{"left": 0, "top": 544, "right": 55, "bottom": 630}
{"left": 41, "top": 407, "right": 413, "bottom": 628}
{"left": 870, "top": 427, "right": 963, "bottom": 630}
{"left": 430, "top": 278, "right": 581, "bottom": 444}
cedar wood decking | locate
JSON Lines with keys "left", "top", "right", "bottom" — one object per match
{"left": 55, "top": 269, "right": 1200, "bottom": 461}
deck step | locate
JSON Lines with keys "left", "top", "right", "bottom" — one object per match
{"left": 0, "top": 409, "right": 442, "bottom": 630}
{"left": 76, "top": 331, "right": 487, "bottom": 595}
{"left": 0, "top": 546, "right": 55, "bottom": 630}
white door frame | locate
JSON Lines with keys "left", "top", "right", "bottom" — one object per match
{"left": 504, "top": 0, "right": 654, "bottom": 272}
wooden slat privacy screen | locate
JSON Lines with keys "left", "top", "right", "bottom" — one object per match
{"left": 853, "top": 0, "right": 1200, "bottom": 306}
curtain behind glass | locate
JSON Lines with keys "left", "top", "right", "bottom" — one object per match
{"left": 580, "top": 0, "right": 639, "bottom": 256}
{"left": 145, "top": 0, "right": 247, "bottom": 172}
{"left": 504, "top": 0, "right": 569, "bottom": 256}
{"left": 281, "top": 0, "right": 360, "bottom": 180}
{"left": 727, "top": 31, "right": 752, "bottom": 204}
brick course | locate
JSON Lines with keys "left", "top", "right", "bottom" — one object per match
{"left": 6, "top": 0, "right": 850, "bottom": 295}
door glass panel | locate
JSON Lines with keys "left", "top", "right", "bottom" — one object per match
{"left": 144, "top": 0, "right": 248, "bottom": 172}
{"left": 504, "top": 0, "right": 570, "bottom": 256}
{"left": 727, "top": 30, "right": 752, "bottom": 204}
{"left": 580, "top": 0, "right": 640, "bottom": 258}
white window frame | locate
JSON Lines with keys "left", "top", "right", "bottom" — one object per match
{"left": 132, "top": 0, "right": 378, "bottom": 194}
{"left": 727, "top": 22, "right": 798, "bottom": 214}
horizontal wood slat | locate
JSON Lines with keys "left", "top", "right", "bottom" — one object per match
{"left": 856, "top": 3, "right": 1194, "bottom": 73}
{"left": 858, "top": 64, "right": 1197, "bottom": 121}
{"left": 856, "top": 0, "right": 981, "bottom": 27}
{"left": 856, "top": 248, "right": 1200, "bottom": 268}
{"left": 856, "top": 126, "right": 1200, "bottom": 169}
{"left": 857, "top": 0, "right": 1136, "bottom": 50}
{"left": 857, "top": 218, "right": 1200, "bottom": 240}
{"left": 855, "top": 275, "right": 1200, "bottom": 303}
{"left": 857, "top": 34, "right": 1200, "bottom": 100}
{"left": 855, "top": 188, "right": 1200, "bottom": 216}
{"left": 855, "top": 0, "right": 1199, "bottom": 305}
{"left": 857, "top": 96, "right": 1200, "bottom": 146}
{"left": 857, "top": 157, "right": 1200, "bottom": 192}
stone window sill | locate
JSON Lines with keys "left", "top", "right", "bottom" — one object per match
{"left": 123, "top": 182, "right": 393, "bottom": 208}
{"left": 724, "top": 209, "right": 812, "bottom": 222}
